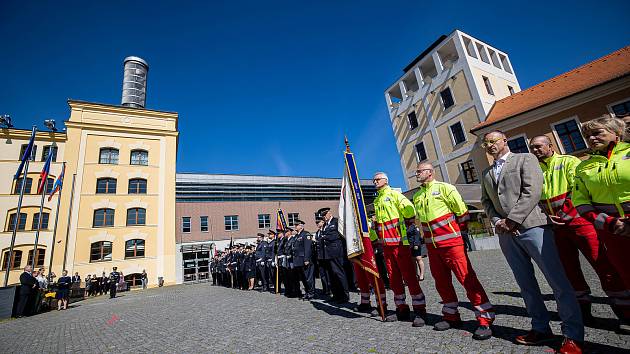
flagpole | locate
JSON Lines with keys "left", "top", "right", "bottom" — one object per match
{"left": 62, "top": 174, "right": 77, "bottom": 270}
{"left": 4, "top": 158, "right": 30, "bottom": 286}
{"left": 31, "top": 175, "right": 47, "bottom": 268}
{"left": 4, "top": 126, "right": 36, "bottom": 287}
{"left": 47, "top": 162, "right": 66, "bottom": 277}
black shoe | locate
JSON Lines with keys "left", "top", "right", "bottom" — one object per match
{"left": 473, "top": 325, "right": 492, "bottom": 340}
{"left": 412, "top": 311, "right": 427, "bottom": 327}
{"left": 433, "top": 320, "right": 462, "bottom": 331}
{"left": 355, "top": 303, "right": 372, "bottom": 313}
{"left": 384, "top": 311, "right": 398, "bottom": 322}
{"left": 396, "top": 308, "right": 411, "bottom": 322}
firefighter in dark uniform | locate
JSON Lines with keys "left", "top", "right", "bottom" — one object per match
{"left": 265, "top": 230, "right": 277, "bottom": 293}
{"left": 293, "top": 219, "right": 315, "bottom": 300}
{"left": 109, "top": 267, "right": 121, "bottom": 299}
{"left": 285, "top": 229, "right": 301, "bottom": 298}
{"left": 317, "top": 207, "right": 349, "bottom": 303}
{"left": 314, "top": 217, "right": 331, "bottom": 296}
{"left": 255, "top": 233, "right": 267, "bottom": 291}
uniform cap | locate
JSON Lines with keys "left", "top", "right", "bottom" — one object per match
{"left": 316, "top": 207, "right": 331, "bottom": 216}
{"left": 295, "top": 220, "right": 305, "bottom": 225}
{"left": 267, "top": 229, "right": 276, "bottom": 235}
{"left": 257, "top": 233, "right": 265, "bottom": 237}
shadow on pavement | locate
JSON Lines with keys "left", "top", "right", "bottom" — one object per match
{"left": 492, "top": 291, "right": 555, "bottom": 301}
{"left": 309, "top": 300, "right": 363, "bottom": 319}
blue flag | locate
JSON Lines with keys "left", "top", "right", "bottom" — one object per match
{"left": 14, "top": 129, "right": 36, "bottom": 180}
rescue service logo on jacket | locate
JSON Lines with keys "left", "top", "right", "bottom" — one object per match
{"left": 432, "top": 191, "right": 440, "bottom": 196}
{"left": 554, "top": 164, "right": 564, "bottom": 170}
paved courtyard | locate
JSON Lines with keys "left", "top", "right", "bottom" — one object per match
{"left": 0, "top": 249, "right": 628, "bottom": 353}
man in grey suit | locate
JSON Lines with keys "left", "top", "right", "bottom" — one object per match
{"left": 480, "top": 131, "right": 583, "bottom": 353}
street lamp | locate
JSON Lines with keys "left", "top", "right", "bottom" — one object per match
{"left": 44, "top": 119, "right": 57, "bottom": 131}
{"left": 0, "top": 114, "right": 12, "bottom": 128}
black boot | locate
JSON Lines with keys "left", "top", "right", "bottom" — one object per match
{"left": 396, "top": 307, "right": 411, "bottom": 321}
{"left": 580, "top": 302, "right": 596, "bottom": 326}
{"left": 412, "top": 310, "right": 427, "bottom": 327}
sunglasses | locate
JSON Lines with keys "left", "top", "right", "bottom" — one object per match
{"left": 481, "top": 138, "right": 504, "bottom": 148}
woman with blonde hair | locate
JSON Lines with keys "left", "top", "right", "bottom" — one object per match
{"left": 572, "top": 115, "right": 630, "bottom": 334}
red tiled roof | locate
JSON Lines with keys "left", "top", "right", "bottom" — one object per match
{"left": 471, "top": 45, "right": 630, "bottom": 132}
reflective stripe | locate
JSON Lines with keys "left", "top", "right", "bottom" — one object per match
{"left": 474, "top": 302, "right": 493, "bottom": 311}
{"left": 594, "top": 213, "right": 609, "bottom": 230}
{"left": 394, "top": 299, "right": 405, "bottom": 305}
{"left": 384, "top": 237, "right": 401, "bottom": 243}
{"left": 457, "top": 212, "right": 470, "bottom": 223}
{"left": 424, "top": 232, "right": 460, "bottom": 243}
{"left": 476, "top": 311, "right": 495, "bottom": 319}
{"left": 605, "top": 290, "right": 630, "bottom": 298}
{"left": 411, "top": 294, "right": 425, "bottom": 305}
{"left": 360, "top": 293, "right": 370, "bottom": 299}
{"left": 394, "top": 294, "right": 405, "bottom": 300}
{"left": 442, "top": 306, "right": 458, "bottom": 314}
{"left": 574, "top": 289, "right": 591, "bottom": 298}
{"left": 430, "top": 215, "right": 456, "bottom": 230}
{"left": 382, "top": 222, "right": 399, "bottom": 230}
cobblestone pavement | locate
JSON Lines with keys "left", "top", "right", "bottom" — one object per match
{"left": 0, "top": 249, "right": 628, "bottom": 353}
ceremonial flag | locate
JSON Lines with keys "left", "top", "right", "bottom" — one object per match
{"left": 14, "top": 128, "right": 36, "bottom": 180}
{"left": 277, "top": 209, "right": 288, "bottom": 230}
{"left": 229, "top": 236, "right": 234, "bottom": 248}
{"left": 338, "top": 140, "right": 379, "bottom": 277}
{"left": 48, "top": 162, "right": 65, "bottom": 201}
{"left": 37, "top": 149, "right": 53, "bottom": 194}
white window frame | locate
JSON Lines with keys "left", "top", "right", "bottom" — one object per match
{"left": 200, "top": 216, "right": 208, "bottom": 233}
{"left": 448, "top": 120, "right": 467, "bottom": 146}
{"left": 407, "top": 110, "right": 419, "bottom": 130}
{"left": 182, "top": 216, "right": 191, "bottom": 233}
{"left": 258, "top": 214, "right": 271, "bottom": 229}
{"left": 224, "top": 215, "right": 239, "bottom": 231}
{"left": 550, "top": 116, "right": 587, "bottom": 155}
{"left": 414, "top": 139, "right": 428, "bottom": 162}
{"left": 438, "top": 85, "right": 456, "bottom": 110}
{"left": 607, "top": 96, "right": 630, "bottom": 117}
{"left": 507, "top": 133, "right": 530, "bottom": 153}
{"left": 482, "top": 76, "right": 494, "bottom": 96}
{"left": 287, "top": 213, "right": 299, "bottom": 227}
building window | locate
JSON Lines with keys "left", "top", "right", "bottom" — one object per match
{"left": 93, "top": 208, "right": 115, "bottom": 227}
{"left": 200, "top": 216, "right": 208, "bottom": 232}
{"left": 125, "top": 239, "right": 145, "bottom": 258}
{"left": 96, "top": 178, "right": 117, "bottom": 194}
{"left": 19, "top": 144, "right": 37, "bottom": 161}
{"left": 32, "top": 212, "right": 50, "bottom": 230}
{"left": 554, "top": 119, "right": 586, "bottom": 153}
{"left": 508, "top": 85, "right": 515, "bottom": 95}
{"left": 41, "top": 145, "right": 58, "bottom": 162}
{"left": 611, "top": 100, "right": 630, "bottom": 117}
{"left": 99, "top": 148, "right": 119, "bottom": 164}
{"left": 407, "top": 111, "right": 419, "bottom": 130}
{"left": 2, "top": 250, "right": 22, "bottom": 270}
{"left": 258, "top": 214, "right": 271, "bottom": 229}
{"left": 130, "top": 150, "right": 149, "bottom": 166}
{"left": 507, "top": 136, "right": 529, "bottom": 153}
{"left": 415, "top": 142, "right": 428, "bottom": 162}
{"left": 450, "top": 122, "right": 466, "bottom": 145}
{"left": 37, "top": 177, "right": 54, "bottom": 194}
{"left": 90, "top": 241, "right": 112, "bottom": 262}
{"left": 126, "top": 208, "right": 146, "bottom": 226}
{"left": 128, "top": 178, "right": 147, "bottom": 194}
{"left": 439, "top": 88, "right": 455, "bottom": 109}
{"left": 13, "top": 177, "right": 32, "bottom": 194}
{"left": 7, "top": 213, "right": 27, "bottom": 231}
{"left": 27, "top": 249, "right": 45, "bottom": 267}
{"left": 483, "top": 76, "right": 494, "bottom": 95}
{"left": 287, "top": 213, "right": 299, "bottom": 227}
{"left": 182, "top": 217, "right": 191, "bottom": 233}
{"left": 124, "top": 273, "right": 144, "bottom": 288}
{"left": 224, "top": 215, "right": 239, "bottom": 231}
{"left": 461, "top": 160, "right": 478, "bottom": 184}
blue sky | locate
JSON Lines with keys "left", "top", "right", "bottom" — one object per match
{"left": 1, "top": 1, "right": 628, "bottom": 187}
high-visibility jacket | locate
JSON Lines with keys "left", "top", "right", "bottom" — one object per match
{"left": 368, "top": 227, "right": 378, "bottom": 242}
{"left": 412, "top": 180, "right": 469, "bottom": 248}
{"left": 573, "top": 141, "right": 630, "bottom": 231}
{"left": 373, "top": 186, "right": 416, "bottom": 246}
{"left": 538, "top": 153, "right": 582, "bottom": 223}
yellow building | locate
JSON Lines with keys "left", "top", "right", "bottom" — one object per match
{"left": 1, "top": 57, "right": 179, "bottom": 287}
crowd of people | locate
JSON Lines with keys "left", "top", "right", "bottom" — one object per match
{"left": 15, "top": 265, "right": 149, "bottom": 317}
{"left": 211, "top": 115, "right": 630, "bottom": 354}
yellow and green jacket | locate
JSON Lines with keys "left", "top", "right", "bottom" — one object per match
{"left": 538, "top": 153, "right": 583, "bottom": 224}
{"left": 373, "top": 186, "right": 416, "bottom": 246}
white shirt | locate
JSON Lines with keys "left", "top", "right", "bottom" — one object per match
{"left": 493, "top": 151, "right": 511, "bottom": 181}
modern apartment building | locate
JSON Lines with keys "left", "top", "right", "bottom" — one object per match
{"left": 384, "top": 30, "right": 520, "bottom": 203}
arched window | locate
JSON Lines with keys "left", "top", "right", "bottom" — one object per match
{"left": 13, "top": 177, "right": 32, "bottom": 194}
{"left": 37, "top": 177, "right": 55, "bottom": 194}
{"left": 27, "top": 248, "right": 46, "bottom": 267}
{"left": 32, "top": 212, "right": 50, "bottom": 230}
{"left": 7, "top": 213, "right": 27, "bottom": 231}
{"left": 2, "top": 250, "right": 23, "bottom": 270}
{"left": 125, "top": 239, "right": 145, "bottom": 258}
{"left": 93, "top": 208, "right": 115, "bottom": 227}
{"left": 96, "top": 178, "right": 117, "bottom": 194}
{"left": 90, "top": 241, "right": 112, "bottom": 262}
{"left": 128, "top": 178, "right": 147, "bottom": 194}
{"left": 124, "top": 273, "right": 143, "bottom": 288}
{"left": 126, "top": 208, "right": 146, "bottom": 226}
{"left": 130, "top": 150, "right": 148, "bottom": 166}
{"left": 99, "top": 148, "right": 119, "bottom": 164}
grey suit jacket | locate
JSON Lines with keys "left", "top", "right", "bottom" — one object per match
{"left": 480, "top": 152, "right": 550, "bottom": 230}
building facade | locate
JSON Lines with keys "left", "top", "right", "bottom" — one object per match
{"left": 471, "top": 46, "right": 630, "bottom": 167}
{"left": 174, "top": 173, "right": 375, "bottom": 283}
{"left": 384, "top": 30, "right": 520, "bottom": 200}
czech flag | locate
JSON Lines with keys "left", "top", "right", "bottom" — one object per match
{"left": 48, "top": 162, "right": 65, "bottom": 202}
{"left": 37, "top": 150, "right": 53, "bottom": 194}
{"left": 14, "top": 129, "right": 36, "bottom": 180}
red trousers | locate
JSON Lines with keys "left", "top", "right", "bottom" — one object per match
{"left": 353, "top": 262, "right": 386, "bottom": 308}
{"left": 427, "top": 244, "right": 494, "bottom": 326}
{"left": 383, "top": 244, "right": 426, "bottom": 312}
{"left": 593, "top": 227, "right": 630, "bottom": 319}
